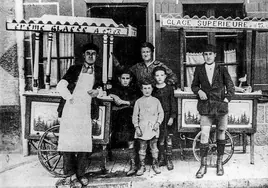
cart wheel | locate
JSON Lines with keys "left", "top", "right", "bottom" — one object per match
{"left": 192, "top": 130, "right": 234, "bottom": 166}
{"left": 38, "top": 125, "right": 69, "bottom": 177}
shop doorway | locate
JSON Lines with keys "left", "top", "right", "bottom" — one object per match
{"left": 87, "top": 4, "right": 147, "bottom": 148}
{"left": 87, "top": 4, "right": 147, "bottom": 69}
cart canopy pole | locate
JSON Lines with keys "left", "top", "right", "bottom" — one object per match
{"left": 33, "top": 33, "right": 40, "bottom": 93}
{"left": 108, "top": 35, "right": 114, "bottom": 81}
{"left": 250, "top": 30, "right": 257, "bottom": 92}
{"left": 102, "top": 34, "right": 108, "bottom": 89}
{"left": 45, "top": 32, "right": 53, "bottom": 90}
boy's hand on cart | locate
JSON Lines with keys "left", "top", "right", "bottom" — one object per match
{"left": 198, "top": 90, "right": 207, "bottom": 100}
{"left": 135, "top": 126, "right": 143, "bottom": 137}
{"left": 87, "top": 89, "right": 99, "bottom": 97}
{"left": 109, "top": 94, "right": 122, "bottom": 105}
{"left": 115, "top": 98, "right": 123, "bottom": 105}
{"left": 167, "top": 118, "right": 174, "bottom": 126}
{"left": 117, "top": 99, "right": 130, "bottom": 106}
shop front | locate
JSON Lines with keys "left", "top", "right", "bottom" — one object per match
{"left": 159, "top": 14, "right": 268, "bottom": 164}
{"left": 6, "top": 14, "right": 137, "bottom": 175}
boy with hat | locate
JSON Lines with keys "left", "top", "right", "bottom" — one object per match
{"left": 191, "top": 44, "right": 235, "bottom": 178}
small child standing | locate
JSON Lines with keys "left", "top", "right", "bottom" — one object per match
{"left": 132, "top": 81, "right": 164, "bottom": 176}
{"left": 108, "top": 70, "right": 137, "bottom": 176}
{"left": 152, "top": 66, "right": 177, "bottom": 171}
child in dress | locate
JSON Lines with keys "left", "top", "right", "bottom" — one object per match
{"left": 152, "top": 66, "right": 177, "bottom": 171}
{"left": 108, "top": 69, "right": 138, "bottom": 176}
{"left": 132, "top": 80, "right": 164, "bottom": 176}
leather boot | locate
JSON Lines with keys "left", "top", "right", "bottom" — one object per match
{"left": 126, "top": 148, "right": 137, "bottom": 176}
{"left": 217, "top": 155, "right": 224, "bottom": 176}
{"left": 136, "top": 159, "right": 146, "bottom": 176}
{"left": 166, "top": 145, "right": 174, "bottom": 170}
{"left": 217, "top": 139, "right": 226, "bottom": 176}
{"left": 152, "top": 158, "right": 161, "bottom": 174}
{"left": 166, "top": 155, "right": 174, "bottom": 171}
{"left": 196, "top": 156, "right": 207, "bottom": 178}
{"left": 158, "top": 145, "right": 166, "bottom": 167}
{"left": 196, "top": 143, "right": 209, "bottom": 179}
{"left": 127, "top": 159, "right": 136, "bottom": 176}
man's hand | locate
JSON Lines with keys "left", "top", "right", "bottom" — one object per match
{"left": 198, "top": 90, "right": 208, "bottom": 100}
{"left": 69, "top": 98, "right": 74, "bottom": 104}
{"left": 167, "top": 118, "right": 174, "bottom": 126}
{"left": 152, "top": 122, "right": 160, "bottom": 132}
{"left": 87, "top": 89, "right": 99, "bottom": 98}
{"left": 224, "top": 98, "right": 229, "bottom": 103}
{"left": 135, "top": 127, "right": 142, "bottom": 137}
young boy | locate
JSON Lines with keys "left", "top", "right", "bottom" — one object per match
{"left": 152, "top": 66, "right": 177, "bottom": 171}
{"left": 108, "top": 70, "right": 137, "bottom": 176}
{"left": 132, "top": 81, "right": 164, "bottom": 176}
{"left": 191, "top": 44, "right": 235, "bottom": 178}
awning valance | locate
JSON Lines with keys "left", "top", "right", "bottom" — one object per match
{"left": 6, "top": 14, "right": 137, "bottom": 37}
{"left": 160, "top": 14, "right": 268, "bottom": 31}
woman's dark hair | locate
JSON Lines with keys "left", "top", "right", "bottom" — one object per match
{"left": 140, "top": 42, "right": 154, "bottom": 53}
{"left": 152, "top": 66, "right": 167, "bottom": 76}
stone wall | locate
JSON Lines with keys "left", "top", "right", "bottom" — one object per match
{"left": 256, "top": 103, "right": 268, "bottom": 145}
{"left": 0, "top": 0, "right": 22, "bottom": 153}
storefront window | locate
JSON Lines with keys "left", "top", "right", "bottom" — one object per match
{"left": 25, "top": 33, "right": 74, "bottom": 90}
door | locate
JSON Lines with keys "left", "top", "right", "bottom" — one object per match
{"left": 88, "top": 4, "right": 147, "bottom": 70}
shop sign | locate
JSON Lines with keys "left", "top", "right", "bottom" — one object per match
{"left": 161, "top": 17, "right": 268, "bottom": 30}
{"left": 6, "top": 22, "right": 128, "bottom": 35}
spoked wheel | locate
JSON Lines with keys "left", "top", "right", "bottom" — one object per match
{"left": 38, "top": 125, "right": 69, "bottom": 177}
{"left": 192, "top": 130, "right": 234, "bottom": 166}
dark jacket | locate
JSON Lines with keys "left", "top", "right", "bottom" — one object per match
{"left": 57, "top": 64, "right": 103, "bottom": 118}
{"left": 107, "top": 83, "right": 137, "bottom": 107}
{"left": 191, "top": 64, "right": 235, "bottom": 116}
{"left": 153, "top": 84, "right": 177, "bottom": 118}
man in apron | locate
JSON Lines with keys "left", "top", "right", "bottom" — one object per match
{"left": 56, "top": 43, "right": 102, "bottom": 188}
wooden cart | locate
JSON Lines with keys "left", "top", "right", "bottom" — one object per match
{"left": 6, "top": 14, "right": 136, "bottom": 177}
{"left": 159, "top": 14, "right": 268, "bottom": 165}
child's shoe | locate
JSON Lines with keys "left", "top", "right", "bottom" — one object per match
{"left": 152, "top": 159, "right": 161, "bottom": 174}
{"left": 136, "top": 160, "right": 146, "bottom": 176}
{"left": 159, "top": 153, "right": 166, "bottom": 167}
{"left": 166, "top": 156, "right": 174, "bottom": 170}
{"left": 127, "top": 159, "right": 137, "bottom": 176}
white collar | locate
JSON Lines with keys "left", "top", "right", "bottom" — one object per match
{"left": 205, "top": 63, "right": 215, "bottom": 69}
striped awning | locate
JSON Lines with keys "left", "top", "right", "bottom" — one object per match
{"left": 160, "top": 14, "right": 268, "bottom": 31}
{"left": 6, "top": 14, "right": 137, "bottom": 37}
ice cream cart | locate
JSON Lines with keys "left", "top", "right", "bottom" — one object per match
{"left": 6, "top": 14, "right": 137, "bottom": 177}
{"left": 159, "top": 14, "right": 268, "bottom": 165}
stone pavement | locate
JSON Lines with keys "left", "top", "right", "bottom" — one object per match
{"left": 0, "top": 146, "right": 268, "bottom": 188}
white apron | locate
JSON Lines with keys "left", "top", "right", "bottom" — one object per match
{"left": 58, "top": 72, "right": 94, "bottom": 152}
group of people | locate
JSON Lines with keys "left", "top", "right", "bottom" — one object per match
{"left": 55, "top": 41, "right": 235, "bottom": 188}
